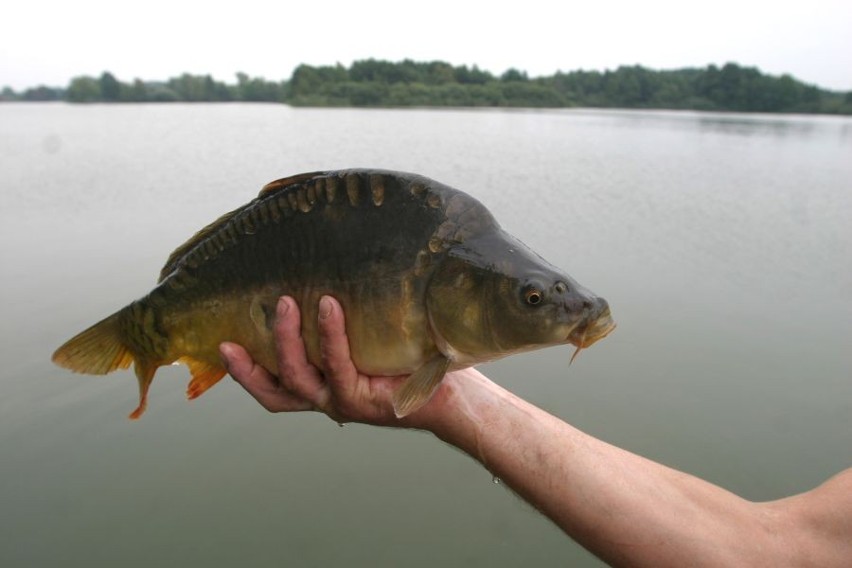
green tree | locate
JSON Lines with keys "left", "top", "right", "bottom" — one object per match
{"left": 289, "top": 64, "right": 348, "bottom": 100}
{"left": 146, "top": 83, "right": 180, "bottom": 102}
{"left": 501, "top": 82, "right": 565, "bottom": 107}
{"left": 37, "top": 59, "right": 848, "bottom": 114}
{"left": 454, "top": 65, "right": 493, "bottom": 85}
{"left": 424, "top": 61, "right": 456, "bottom": 85}
{"left": 126, "top": 79, "right": 148, "bottom": 102}
{"left": 168, "top": 73, "right": 207, "bottom": 101}
{"left": 351, "top": 59, "right": 418, "bottom": 84}
{"left": 99, "top": 71, "right": 121, "bottom": 101}
{"left": 500, "top": 68, "right": 528, "bottom": 82}
{"left": 236, "top": 72, "right": 280, "bottom": 101}
{"left": 66, "top": 76, "right": 102, "bottom": 102}
{"left": 22, "top": 86, "right": 63, "bottom": 101}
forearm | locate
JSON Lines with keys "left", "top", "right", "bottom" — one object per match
{"left": 417, "top": 370, "right": 785, "bottom": 567}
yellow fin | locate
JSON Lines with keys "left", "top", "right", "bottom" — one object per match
{"left": 392, "top": 355, "right": 451, "bottom": 418}
{"left": 53, "top": 309, "right": 167, "bottom": 420}
{"left": 52, "top": 311, "right": 133, "bottom": 375}
{"left": 181, "top": 357, "right": 227, "bottom": 401}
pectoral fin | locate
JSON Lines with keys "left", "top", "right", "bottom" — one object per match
{"left": 392, "top": 355, "right": 451, "bottom": 418}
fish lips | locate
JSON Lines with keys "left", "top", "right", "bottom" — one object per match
{"left": 566, "top": 307, "right": 617, "bottom": 349}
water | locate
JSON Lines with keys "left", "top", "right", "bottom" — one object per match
{"left": 1, "top": 103, "right": 850, "bottom": 567}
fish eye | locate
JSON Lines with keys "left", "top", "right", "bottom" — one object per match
{"left": 524, "top": 287, "right": 543, "bottom": 306}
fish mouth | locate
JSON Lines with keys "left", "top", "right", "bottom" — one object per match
{"left": 567, "top": 307, "right": 616, "bottom": 363}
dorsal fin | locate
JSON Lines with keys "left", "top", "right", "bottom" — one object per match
{"left": 158, "top": 208, "right": 242, "bottom": 282}
{"left": 157, "top": 172, "right": 327, "bottom": 283}
{"left": 258, "top": 171, "right": 324, "bottom": 198}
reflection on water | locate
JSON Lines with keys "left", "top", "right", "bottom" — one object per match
{"left": 1, "top": 103, "right": 850, "bottom": 568}
{"left": 694, "top": 113, "right": 840, "bottom": 138}
{"left": 566, "top": 107, "right": 839, "bottom": 138}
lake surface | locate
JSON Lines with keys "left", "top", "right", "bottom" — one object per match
{"left": 1, "top": 103, "right": 850, "bottom": 567}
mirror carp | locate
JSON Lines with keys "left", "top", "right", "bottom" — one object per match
{"left": 52, "top": 169, "right": 615, "bottom": 419}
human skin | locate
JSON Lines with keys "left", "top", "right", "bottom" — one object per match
{"left": 220, "top": 295, "right": 852, "bottom": 567}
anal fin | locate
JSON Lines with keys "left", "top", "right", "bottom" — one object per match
{"left": 181, "top": 357, "right": 227, "bottom": 401}
{"left": 392, "top": 355, "right": 451, "bottom": 418}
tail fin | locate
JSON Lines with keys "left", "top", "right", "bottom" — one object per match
{"left": 52, "top": 311, "right": 133, "bottom": 375}
{"left": 52, "top": 310, "right": 156, "bottom": 420}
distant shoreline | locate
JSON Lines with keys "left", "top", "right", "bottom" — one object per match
{"left": 8, "top": 100, "right": 851, "bottom": 121}
{"left": 3, "top": 59, "right": 851, "bottom": 115}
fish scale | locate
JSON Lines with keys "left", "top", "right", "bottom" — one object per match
{"left": 53, "top": 169, "right": 615, "bottom": 419}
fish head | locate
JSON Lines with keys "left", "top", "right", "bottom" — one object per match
{"left": 426, "top": 231, "right": 615, "bottom": 364}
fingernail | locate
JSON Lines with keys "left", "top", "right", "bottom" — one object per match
{"left": 278, "top": 296, "right": 290, "bottom": 315}
{"left": 319, "top": 296, "right": 333, "bottom": 320}
{"left": 218, "top": 343, "right": 232, "bottom": 372}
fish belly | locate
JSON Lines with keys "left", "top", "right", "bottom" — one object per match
{"left": 160, "top": 276, "right": 439, "bottom": 380}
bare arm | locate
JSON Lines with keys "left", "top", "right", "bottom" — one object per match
{"left": 221, "top": 296, "right": 852, "bottom": 567}
{"left": 425, "top": 374, "right": 852, "bottom": 567}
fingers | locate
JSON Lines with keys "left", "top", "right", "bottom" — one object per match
{"left": 220, "top": 342, "right": 312, "bottom": 412}
{"left": 316, "top": 296, "right": 360, "bottom": 390}
{"left": 315, "top": 295, "right": 402, "bottom": 424}
{"left": 220, "top": 341, "right": 270, "bottom": 390}
{"left": 273, "top": 296, "right": 328, "bottom": 407}
{"left": 227, "top": 294, "right": 406, "bottom": 424}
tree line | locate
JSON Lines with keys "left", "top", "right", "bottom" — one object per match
{"left": 1, "top": 71, "right": 284, "bottom": 104}
{"left": 3, "top": 60, "right": 850, "bottom": 114}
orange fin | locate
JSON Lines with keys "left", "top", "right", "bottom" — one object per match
{"left": 258, "top": 171, "right": 323, "bottom": 197}
{"left": 52, "top": 311, "right": 133, "bottom": 375}
{"left": 129, "top": 359, "right": 157, "bottom": 420}
{"left": 181, "top": 357, "right": 227, "bottom": 401}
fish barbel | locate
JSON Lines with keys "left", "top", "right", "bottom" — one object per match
{"left": 52, "top": 169, "right": 615, "bottom": 418}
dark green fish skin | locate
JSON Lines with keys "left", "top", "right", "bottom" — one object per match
{"left": 52, "top": 169, "right": 615, "bottom": 418}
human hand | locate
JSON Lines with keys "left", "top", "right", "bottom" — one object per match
{"left": 220, "top": 295, "right": 456, "bottom": 427}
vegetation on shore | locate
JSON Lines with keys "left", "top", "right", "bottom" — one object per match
{"left": 4, "top": 59, "right": 851, "bottom": 114}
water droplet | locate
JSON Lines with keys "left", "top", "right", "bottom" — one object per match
{"left": 337, "top": 422, "right": 346, "bottom": 428}
{"left": 492, "top": 476, "right": 502, "bottom": 485}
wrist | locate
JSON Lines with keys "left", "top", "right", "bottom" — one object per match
{"left": 405, "top": 368, "right": 505, "bottom": 457}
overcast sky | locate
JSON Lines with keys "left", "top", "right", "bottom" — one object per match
{"left": 2, "top": 0, "right": 851, "bottom": 91}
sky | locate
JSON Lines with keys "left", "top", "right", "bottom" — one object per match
{"left": 2, "top": 0, "right": 851, "bottom": 92}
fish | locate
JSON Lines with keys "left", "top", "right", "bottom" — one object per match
{"left": 52, "top": 169, "right": 615, "bottom": 419}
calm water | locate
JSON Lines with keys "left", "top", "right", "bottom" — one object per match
{"left": 1, "top": 103, "right": 850, "bottom": 567}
